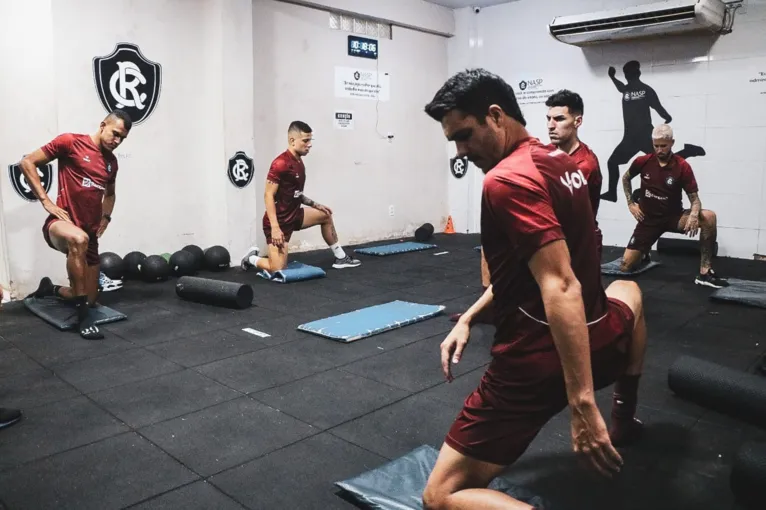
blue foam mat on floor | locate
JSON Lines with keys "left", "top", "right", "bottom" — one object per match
{"left": 601, "top": 258, "right": 661, "bottom": 276}
{"left": 298, "top": 300, "right": 445, "bottom": 343}
{"left": 710, "top": 278, "right": 766, "bottom": 308}
{"left": 355, "top": 242, "right": 437, "bottom": 256}
{"left": 23, "top": 296, "right": 127, "bottom": 331}
{"left": 335, "top": 444, "right": 552, "bottom": 510}
{"left": 257, "top": 261, "right": 326, "bottom": 283}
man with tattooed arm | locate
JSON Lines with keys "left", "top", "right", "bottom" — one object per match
{"left": 619, "top": 124, "right": 728, "bottom": 288}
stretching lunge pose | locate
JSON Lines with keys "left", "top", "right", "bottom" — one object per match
{"left": 21, "top": 110, "right": 132, "bottom": 340}
{"left": 422, "top": 69, "right": 646, "bottom": 510}
{"left": 241, "top": 121, "right": 360, "bottom": 272}
{"left": 601, "top": 60, "right": 706, "bottom": 202}
{"left": 546, "top": 89, "right": 604, "bottom": 257}
{"left": 620, "top": 124, "right": 728, "bottom": 288}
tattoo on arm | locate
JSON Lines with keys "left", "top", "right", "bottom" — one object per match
{"left": 300, "top": 194, "right": 316, "bottom": 207}
{"left": 622, "top": 172, "right": 634, "bottom": 204}
{"left": 688, "top": 192, "right": 702, "bottom": 216}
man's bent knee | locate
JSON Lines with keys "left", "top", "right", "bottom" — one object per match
{"left": 606, "top": 280, "right": 643, "bottom": 319}
{"left": 68, "top": 233, "right": 90, "bottom": 252}
{"left": 700, "top": 209, "right": 717, "bottom": 226}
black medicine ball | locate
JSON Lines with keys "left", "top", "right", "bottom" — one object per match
{"left": 182, "top": 244, "right": 205, "bottom": 271}
{"left": 123, "top": 251, "right": 147, "bottom": 280}
{"left": 169, "top": 250, "right": 197, "bottom": 277}
{"left": 204, "top": 245, "right": 230, "bottom": 271}
{"left": 141, "top": 255, "right": 170, "bottom": 282}
{"left": 99, "top": 252, "right": 125, "bottom": 280}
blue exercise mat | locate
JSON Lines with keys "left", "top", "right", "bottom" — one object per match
{"left": 355, "top": 242, "right": 437, "bottom": 256}
{"left": 601, "top": 257, "right": 661, "bottom": 276}
{"left": 23, "top": 296, "right": 127, "bottom": 331}
{"left": 298, "top": 300, "right": 445, "bottom": 343}
{"left": 257, "top": 261, "right": 326, "bottom": 283}
{"left": 711, "top": 278, "right": 766, "bottom": 308}
{"left": 335, "top": 444, "right": 551, "bottom": 510}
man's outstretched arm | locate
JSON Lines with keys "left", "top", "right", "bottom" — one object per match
{"left": 608, "top": 67, "right": 627, "bottom": 93}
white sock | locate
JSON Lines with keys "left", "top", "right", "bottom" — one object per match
{"left": 330, "top": 243, "right": 346, "bottom": 259}
{"left": 248, "top": 255, "right": 262, "bottom": 266}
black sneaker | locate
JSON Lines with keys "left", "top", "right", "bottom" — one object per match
{"left": 695, "top": 269, "right": 729, "bottom": 288}
{"left": 0, "top": 408, "right": 22, "bottom": 430}
{"left": 32, "top": 277, "right": 55, "bottom": 298}
{"left": 333, "top": 255, "right": 361, "bottom": 269}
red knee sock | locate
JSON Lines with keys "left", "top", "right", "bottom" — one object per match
{"left": 609, "top": 374, "right": 643, "bottom": 446}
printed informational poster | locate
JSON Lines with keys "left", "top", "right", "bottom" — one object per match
{"left": 513, "top": 77, "right": 556, "bottom": 105}
{"left": 751, "top": 70, "right": 766, "bottom": 94}
{"left": 335, "top": 67, "right": 390, "bottom": 101}
{"left": 334, "top": 111, "right": 354, "bottom": 130}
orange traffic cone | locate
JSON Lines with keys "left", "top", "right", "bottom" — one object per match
{"left": 444, "top": 216, "right": 456, "bottom": 234}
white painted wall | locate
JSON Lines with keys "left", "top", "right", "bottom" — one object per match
{"left": 0, "top": 0, "right": 257, "bottom": 299}
{"left": 252, "top": 0, "right": 450, "bottom": 252}
{"left": 447, "top": 0, "right": 766, "bottom": 259}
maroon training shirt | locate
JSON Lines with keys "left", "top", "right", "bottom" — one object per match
{"left": 263, "top": 150, "right": 306, "bottom": 228}
{"left": 570, "top": 141, "right": 602, "bottom": 224}
{"left": 481, "top": 138, "right": 607, "bottom": 355}
{"left": 628, "top": 153, "right": 698, "bottom": 223}
{"left": 41, "top": 134, "right": 118, "bottom": 234}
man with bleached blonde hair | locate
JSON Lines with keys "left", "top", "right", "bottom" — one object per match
{"left": 619, "top": 124, "right": 727, "bottom": 287}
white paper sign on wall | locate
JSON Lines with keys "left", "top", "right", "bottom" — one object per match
{"left": 334, "top": 111, "right": 354, "bottom": 130}
{"left": 335, "top": 67, "right": 389, "bottom": 101}
{"left": 513, "top": 77, "right": 556, "bottom": 106}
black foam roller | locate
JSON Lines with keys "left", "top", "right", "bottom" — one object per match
{"left": 415, "top": 223, "right": 434, "bottom": 242}
{"left": 731, "top": 441, "right": 766, "bottom": 509}
{"left": 657, "top": 237, "right": 718, "bottom": 258}
{"left": 175, "top": 276, "right": 253, "bottom": 309}
{"left": 668, "top": 355, "right": 766, "bottom": 429}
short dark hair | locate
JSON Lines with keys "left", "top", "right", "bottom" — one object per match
{"left": 424, "top": 68, "right": 526, "bottom": 126}
{"left": 545, "top": 89, "right": 584, "bottom": 117}
{"left": 288, "top": 121, "right": 312, "bottom": 134}
{"left": 105, "top": 109, "right": 133, "bottom": 131}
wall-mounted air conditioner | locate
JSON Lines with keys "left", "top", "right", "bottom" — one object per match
{"left": 548, "top": 0, "right": 738, "bottom": 46}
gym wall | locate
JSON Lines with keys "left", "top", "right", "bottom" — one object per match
{"left": 251, "top": 0, "right": 450, "bottom": 251}
{"left": 447, "top": 0, "right": 766, "bottom": 260}
{"left": 0, "top": 0, "right": 256, "bottom": 299}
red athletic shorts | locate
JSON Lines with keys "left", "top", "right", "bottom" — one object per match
{"left": 263, "top": 208, "right": 305, "bottom": 245}
{"left": 627, "top": 212, "right": 684, "bottom": 253}
{"left": 445, "top": 297, "right": 635, "bottom": 466}
{"left": 42, "top": 216, "right": 100, "bottom": 266}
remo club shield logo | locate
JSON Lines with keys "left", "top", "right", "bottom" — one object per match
{"left": 7, "top": 161, "right": 54, "bottom": 202}
{"left": 93, "top": 43, "right": 162, "bottom": 125}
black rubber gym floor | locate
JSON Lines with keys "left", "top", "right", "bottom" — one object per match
{"left": 1, "top": 233, "right": 764, "bottom": 509}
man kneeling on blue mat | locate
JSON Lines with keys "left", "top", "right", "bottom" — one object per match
{"left": 422, "top": 69, "right": 647, "bottom": 510}
{"left": 241, "top": 121, "right": 360, "bottom": 273}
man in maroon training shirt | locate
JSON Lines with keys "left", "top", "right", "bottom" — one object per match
{"left": 240, "top": 121, "right": 360, "bottom": 274}
{"left": 546, "top": 89, "right": 604, "bottom": 258}
{"left": 20, "top": 110, "right": 132, "bottom": 340}
{"left": 620, "top": 124, "right": 728, "bottom": 288}
{"left": 422, "top": 69, "right": 647, "bottom": 510}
